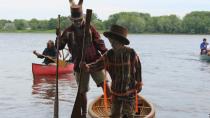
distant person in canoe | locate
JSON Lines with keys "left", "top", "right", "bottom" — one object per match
{"left": 81, "top": 25, "right": 143, "bottom": 118}
{"left": 56, "top": 0, "right": 111, "bottom": 117}
{"left": 33, "top": 40, "right": 56, "bottom": 65}
{"left": 200, "top": 38, "right": 209, "bottom": 55}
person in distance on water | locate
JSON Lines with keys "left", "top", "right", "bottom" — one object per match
{"left": 33, "top": 40, "right": 56, "bottom": 65}
{"left": 200, "top": 38, "right": 209, "bottom": 55}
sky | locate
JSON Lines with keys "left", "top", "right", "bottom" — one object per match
{"left": 0, "top": 0, "right": 210, "bottom": 20}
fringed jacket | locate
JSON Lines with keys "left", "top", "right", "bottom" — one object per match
{"left": 57, "top": 23, "right": 107, "bottom": 72}
{"left": 89, "top": 46, "right": 142, "bottom": 96}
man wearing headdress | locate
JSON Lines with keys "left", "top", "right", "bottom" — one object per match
{"left": 82, "top": 25, "right": 143, "bottom": 118}
{"left": 56, "top": 0, "right": 110, "bottom": 117}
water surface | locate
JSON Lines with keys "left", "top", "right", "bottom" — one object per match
{"left": 0, "top": 33, "right": 210, "bottom": 118}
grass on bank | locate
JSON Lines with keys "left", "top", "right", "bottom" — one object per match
{"left": 0, "top": 30, "right": 209, "bottom": 35}
{"left": 0, "top": 30, "right": 55, "bottom": 33}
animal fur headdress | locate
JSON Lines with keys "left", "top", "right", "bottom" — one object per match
{"left": 69, "top": 0, "right": 83, "bottom": 20}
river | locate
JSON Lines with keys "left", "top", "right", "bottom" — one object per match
{"left": 0, "top": 33, "right": 210, "bottom": 118}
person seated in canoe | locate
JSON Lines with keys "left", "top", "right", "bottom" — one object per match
{"left": 81, "top": 25, "right": 143, "bottom": 118}
{"left": 33, "top": 40, "right": 56, "bottom": 65}
{"left": 200, "top": 38, "right": 209, "bottom": 55}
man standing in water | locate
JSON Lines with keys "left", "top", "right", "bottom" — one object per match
{"left": 56, "top": 0, "right": 110, "bottom": 117}
{"left": 82, "top": 25, "right": 143, "bottom": 118}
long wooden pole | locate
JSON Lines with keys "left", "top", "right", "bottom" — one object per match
{"left": 54, "top": 14, "right": 60, "bottom": 118}
{"left": 71, "top": 9, "right": 92, "bottom": 118}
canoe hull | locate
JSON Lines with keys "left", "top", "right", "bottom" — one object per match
{"left": 88, "top": 95, "right": 155, "bottom": 118}
{"left": 32, "top": 63, "right": 74, "bottom": 75}
{"left": 200, "top": 54, "right": 210, "bottom": 61}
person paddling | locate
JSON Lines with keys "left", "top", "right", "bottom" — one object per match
{"left": 33, "top": 40, "right": 56, "bottom": 65}
{"left": 200, "top": 38, "right": 209, "bottom": 55}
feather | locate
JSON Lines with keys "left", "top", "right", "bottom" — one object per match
{"left": 78, "top": 0, "right": 83, "bottom": 5}
{"left": 69, "top": 0, "right": 76, "bottom": 6}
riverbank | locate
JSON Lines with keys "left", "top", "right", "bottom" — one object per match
{"left": 0, "top": 30, "right": 55, "bottom": 33}
{"left": 1, "top": 30, "right": 210, "bottom": 35}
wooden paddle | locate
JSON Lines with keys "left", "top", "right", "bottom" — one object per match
{"left": 54, "top": 14, "right": 61, "bottom": 118}
{"left": 71, "top": 9, "right": 92, "bottom": 118}
{"left": 33, "top": 50, "right": 67, "bottom": 67}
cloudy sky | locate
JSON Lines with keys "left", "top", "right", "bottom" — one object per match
{"left": 0, "top": 0, "right": 210, "bottom": 20}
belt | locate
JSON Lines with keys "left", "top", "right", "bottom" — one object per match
{"left": 111, "top": 89, "right": 136, "bottom": 96}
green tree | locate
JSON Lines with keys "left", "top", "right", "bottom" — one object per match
{"left": 0, "top": 20, "right": 11, "bottom": 30}
{"left": 116, "top": 15, "right": 145, "bottom": 33}
{"left": 14, "top": 19, "right": 29, "bottom": 30}
{"left": 104, "top": 12, "right": 147, "bottom": 33}
{"left": 29, "top": 19, "right": 49, "bottom": 30}
{"left": 48, "top": 18, "right": 57, "bottom": 30}
{"left": 182, "top": 11, "right": 210, "bottom": 34}
{"left": 92, "top": 13, "right": 104, "bottom": 30}
{"left": 29, "top": 18, "right": 39, "bottom": 30}
{"left": 3, "top": 23, "right": 16, "bottom": 31}
{"left": 37, "top": 20, "right": 49, "bottom": 30}
{"left": 60, "top": 16, "right": 71, "bottom": 30}
{"left": 151, "top": 15, "right": 182, "bottom": 33}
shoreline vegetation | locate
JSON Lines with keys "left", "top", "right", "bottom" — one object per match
{"left": 1, "top": 31, "right": 210, "bottom": 35}
{"left": 1, "top": 11, "right": 210, "bottom": 34}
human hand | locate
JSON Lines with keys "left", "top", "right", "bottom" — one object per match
{"left": 135, "top": 82, "right": 143, "bottom": 93}
{"left": 79, "top": 62, "right": 90, "bottom": 72}
{"left": 33, "top": 50, "right": 37, "bottom": 55}
{"left": 56, "top": 28, "right": 60, "bottom": 36}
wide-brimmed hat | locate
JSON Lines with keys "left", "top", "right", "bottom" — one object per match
{"left": 103, "top": 25, "right": 129, "bottom": 45}
{"left": 70, "top": 6, "right": 83, "bottom": 20}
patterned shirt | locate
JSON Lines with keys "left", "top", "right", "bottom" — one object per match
{"left": 89, "top": 46, "right": 142, "bottom": 95}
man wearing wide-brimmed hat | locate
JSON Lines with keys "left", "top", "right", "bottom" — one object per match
{"left": 83, "top": 25, "right": 143, "bottom": 118}
{"left": 56, "top": 0, "right": 110, "bottom": 117}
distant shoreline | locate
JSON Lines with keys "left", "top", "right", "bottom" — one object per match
{"left": 0, "top": 30, "right": 55, "bottom": 33}
{"left": 0, "top": 30, "right": 210, "bottom": 35}
{"left": 1, "top": 11, "right": 210, "bottom": 34}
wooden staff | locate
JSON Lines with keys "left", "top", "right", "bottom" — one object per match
{"left": 71, "top": 9, "right": 92, "bottom": 118}
{"left": 54, "top": 14, "right": 61, "bottom": 118}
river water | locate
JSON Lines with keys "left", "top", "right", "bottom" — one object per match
{"left": 0, "top": 33, "right": 210, "bottom": 118}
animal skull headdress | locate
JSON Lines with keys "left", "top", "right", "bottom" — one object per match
{"left": 69, "top": 0, "right": 83, "bottom": 7}
{"left": 69, "top": 0, "right": 84, "bottom": 20}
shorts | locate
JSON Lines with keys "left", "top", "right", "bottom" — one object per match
{"left": 75, "top": 69, "right": 106, "bottom": 93}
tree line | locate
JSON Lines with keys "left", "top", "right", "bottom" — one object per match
{"left": 1, "top": 11, "right": 210, "bottom": 34}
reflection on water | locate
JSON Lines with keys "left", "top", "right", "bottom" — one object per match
{"left": 32, "top": 74, "right": 76, "bottom": 103}
{"left": 1, "top": 33, "right": 210, "bottom": 118}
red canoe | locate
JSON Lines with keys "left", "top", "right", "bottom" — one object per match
{"left": 32, "top": 63, "right": 74, "bottom": 75}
